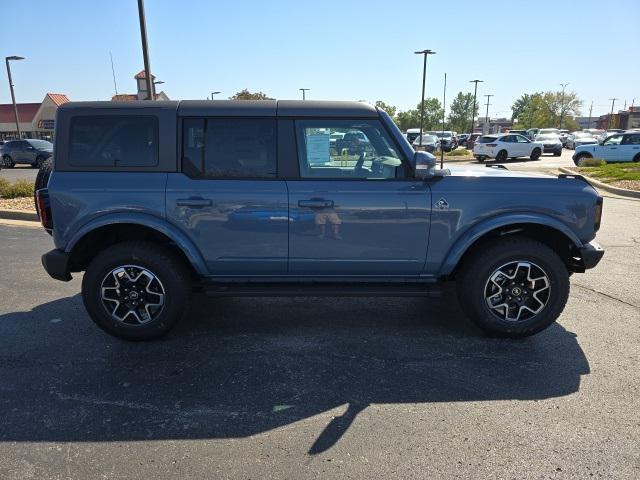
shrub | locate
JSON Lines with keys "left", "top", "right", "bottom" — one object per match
{"left": 0, "top": 179, "right": 34, "bottom": 199}
{"left": 578, "top": 157, "right": 605, "bottom": 167}
{"left": 445, "top": 149, "right": 471, "bottom": 156}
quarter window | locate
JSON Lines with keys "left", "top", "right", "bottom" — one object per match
{"left": 69, "top": 115, "right": 158, "bottom": 167}
{"left": 182, "top": 118, "right": 276, "bottom": 178}
{"left": 295, "top": 120, "right": 406, "bottom": 179}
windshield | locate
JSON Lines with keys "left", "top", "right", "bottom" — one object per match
{"left": 414, "top": 135, "right": 437, "bottom": 143}
{"left": 574, "top": 132, "right": 591, "bottom": 138}
{"left": 536, "top": 135, "right": 560, "bottom": 141}
{"left": 27, "top": 139, "right": 53, "bottom": 150}
{"left": 435, "top": 132, "right": 452, "bottom": 138}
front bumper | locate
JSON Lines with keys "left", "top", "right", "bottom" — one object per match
{"left": 579, "top": 240, "right": 604, "bottom": 269}
{"left": 42, "top": 249, "right": 72, "bottom": 281}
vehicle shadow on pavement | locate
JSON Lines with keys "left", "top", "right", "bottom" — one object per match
{"left": 0, "top": 289, "right": 590, "bottom": 454}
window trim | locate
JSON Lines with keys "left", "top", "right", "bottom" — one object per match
{"left": 179, "top": 116, "right": 279, "bottom": 181}
{"left": 292, "top": 118, "right": 412, "bottom": 181}
{"left": 68, "top": 114, "right": 160, "bottom": 168}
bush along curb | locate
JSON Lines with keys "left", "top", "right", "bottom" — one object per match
{"left": 559, "top": 167, "right": 640, "bottom": 200}
{"left": 0, "top": 209, "right": 39, "bottom": 222}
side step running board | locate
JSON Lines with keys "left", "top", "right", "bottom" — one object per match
{"left": 197, "top": 282, "right": 442, "bottom": 298}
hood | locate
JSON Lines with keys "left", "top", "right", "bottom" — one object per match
{"left": 446, "top": 165, "right": 553, "bottom": 179}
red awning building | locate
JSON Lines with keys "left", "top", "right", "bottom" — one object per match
{"left": 0, "top": 93, "right": 70, "bottom": 140}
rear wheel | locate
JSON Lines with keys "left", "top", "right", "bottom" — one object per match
{"left": 82, "top": 241, "right": 191, "bottom": 341}
{"left": 456, "top": 236, "right": 569, "bottom": 338}
{"left": 2, "top": 155, "right": 15, "bottom": 168}
{"left": 495, "top": 150, "right": 508, "bottom": 162}
{"left": 475, "top": 155, "right": 485, "bottom": 163}
{"left": 633, "top": 154, "right": 640, "bottom": 163}
{"left": 574, "top": 153, "right": 592, "bottom": 166}
{"left": 530, "top": 148, "right": 541, "bottom": 161}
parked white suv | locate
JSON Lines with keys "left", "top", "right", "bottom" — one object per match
{"left": 473, "top": 134, "right": 544, "bottom": 162}
{"left": 573, "top": 131, "right": 640, "bottom": 165}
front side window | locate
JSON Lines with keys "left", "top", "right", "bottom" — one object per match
{"left": 69, "top": 115, "right": 158, "bottom": 167}
{"left": 182, "top": 118, "right": 276, "bottom": 179}
{"left": 603, "top": 134, "right": 623, "bottom": 146}
{"left": 516, "top": 135, "right": 530, "bottom": 143}
{"left": 296, "top": 120, "right": 406, "bottom": 179}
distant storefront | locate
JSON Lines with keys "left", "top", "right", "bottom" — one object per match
{"left": 0, "top": 93, "right": 70, "bottom": 141}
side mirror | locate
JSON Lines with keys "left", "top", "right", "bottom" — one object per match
{"left": 413, "top": 151, "right": 436, "bottom": 179}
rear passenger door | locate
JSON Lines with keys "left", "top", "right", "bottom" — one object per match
{"left": 166, "top": 117, "right": 289, "bottom": 276}
{"left": 284, "top": 119, "right": 431, "bottom": 276}
{"left": 621, "top": 133, "right": 640, "bottom": 161}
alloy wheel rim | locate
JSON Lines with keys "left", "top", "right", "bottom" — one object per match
{"left": 100, "top": 265, "right": 165, "bottom": 325}
{"left": 484, "top": 261, "right": 550, "bottom": 322}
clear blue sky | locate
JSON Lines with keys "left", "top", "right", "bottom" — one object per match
{"left": 2, "top": 0, "right": 638, "bottom": 118}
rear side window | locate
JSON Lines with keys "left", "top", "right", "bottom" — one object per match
{"left": 69, "top": 115, "right": 159, "bottom": 167}
{"left": 182, "top": 118, "right": 276, "bottom": 179}
{"left": 478, "top": 136, "right": 497, "bottom": 143}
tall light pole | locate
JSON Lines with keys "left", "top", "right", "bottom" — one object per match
{"left": 137, "top": 0, "right": 154, "bottom": 100}
{"left": 414, "top": 49, "right": 436, "bottom": 147}
{"left": 484, "top": 94, "right": 493, "bottom": 134}
{"left": 299, "top": 88, "right": 310, "bottom": 100}
{"left": 559, "top": 83, "right": 569, "bottom": 129}
{"left": 587, "top": 101, "right": 593, "bottom": 129}
{"left": 469, "top": 79, "right": 483, "bottom": 134}
{"left": 210, "top": 91, "right": 221, "bottom": 100}
{"left": 5, "top": 56, "right": 25, "bottom": 138}
{"left": 608, "top": 98, "right": 618, "bottom": 130}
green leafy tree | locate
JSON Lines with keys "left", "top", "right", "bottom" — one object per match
{"left": 448, "top": 92, "right": 478, "bottom": 134}
{"left": 395, "top": 98, "right": 443, "bottom": 132}
{"left": 374, "top": 100, "right": 397, "bottom": 118}
{"left": 511, "top": 91, "right": 583, "bottom": 129}
{"left": 229, "top": 89, "right": 274, "bottom": 100}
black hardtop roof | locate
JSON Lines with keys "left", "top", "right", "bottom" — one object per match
{"left": 59, "top": 100, "right": 379, "bottom": 118}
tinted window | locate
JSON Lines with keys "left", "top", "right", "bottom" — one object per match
{"left": 27, "top": 139, "right": 53, "bottom": 150}
{"left": 182, "top": 118, "right": 276, "bottom": 179}
{"left": 478, "top": 136, "right": 497, "bottom": 143}
{"left": 622, "top": 134, "right": 640, "bottom": 145}
{"left": 296, "top": 119, "right": 405, "bottom": 179}
{"left": 69, "top": 116, "right": 158, "bottom": 167}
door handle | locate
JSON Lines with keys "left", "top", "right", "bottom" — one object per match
{"left": 298, "top": 199, "right": 334, "bottom": 208}
{"left": 176, "top": 197, "right": 212, "bottom": 208}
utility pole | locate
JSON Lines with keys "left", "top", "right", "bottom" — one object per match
{"left": 109, "top": 51, "right": 118, "bottom": 96}
{"left": 559, "top": 83, "right": 569, "bottom": 129}
{"left": 469, "top": 79, "right": 483, "bottom": 133}
{"left": 441, "top": 73, "right": 446, "bottom": 169}
{"left": 484, "top": 94, "right": 493, "bottom": 134}
{"left": 5, "top": 56, "right": 25, "bottom": 138}
{"left": 137, "top": 0, "right": 154, "bottom": 100}
{"left": 587, "top": 101, "right": 593, "bottom": 129}
{"left": 299, "top": 88, "right": 310, "bottom": 100}
{"left": 608, "top": 98, "right": 618, "bottom": 130}
{"left": 414, "top": 49, "right": 436, "bottom": 147}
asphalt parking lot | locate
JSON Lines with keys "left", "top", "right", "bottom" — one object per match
{"left": 0, "top": 164, "right": 38, "bottom": 183}
{"left": 0, "top": 179, "right": 638, "bottom": 479}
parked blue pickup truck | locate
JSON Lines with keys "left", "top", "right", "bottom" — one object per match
{"left": 36, "top": 100, "right": 604, "bottom": 340}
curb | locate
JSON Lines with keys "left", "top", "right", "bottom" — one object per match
{"left": 559, "top": 167, "right": 640, "bottom": 199}
{"left": 0, "top": 209, "right": 39, "bottom": 222}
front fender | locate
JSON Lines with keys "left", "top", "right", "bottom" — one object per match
{"left": 66, "top": 211, "right": 208, "bottom": 276}
{"left": 438, "top": 213, "right": 583, "bottom": 276}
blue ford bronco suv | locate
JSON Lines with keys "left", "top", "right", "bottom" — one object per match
{"left": 36, "top": 100, "right": 604, "bottom": 340}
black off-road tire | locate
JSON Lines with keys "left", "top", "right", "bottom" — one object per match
{"left": 33, "top": 158, "right": 53, "bottom": 213}
{"left": 82, "top": 241, "right": 191, "bottom": 341}
{"left": 3, "top": 155, "right": 15, "bottom": 168}
{"left": 456, "top": 236, "right": 570, "bottom": 338}
{"left": 530, "top": 148, "right": 541, "bottom": 161}
{"left": 475, "top": 155, "right": 485, "bottom": 163}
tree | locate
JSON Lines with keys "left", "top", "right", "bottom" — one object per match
{"left": 374, "top": 100, "right": 397, "bottom": 118}
{"left": 395, "top": 98, "right": 443, "bottom": 132}
{"left": 448, "top": 92, "right": 478, "bottom": 134}
{"left": 511, "top": 91, "right": 583, "bottom": 129}
{"left": 229, "top": 89, "right": 274, "bottom": 100}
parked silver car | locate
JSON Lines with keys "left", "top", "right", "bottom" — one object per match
{"left": 1, "top": 139, "right": 53, "bottom": 168}
{"left": 566, "top": 132, "right": 598, "bottom": 150}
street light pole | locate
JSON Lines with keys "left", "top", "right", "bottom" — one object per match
{"left": 5, "top": 56, "right": 25, "bottom": 138}
{"left": 469, "top": 79, "right": 483, "bottom": 134}
{"left": 559, "top": 83, "right": 569, "bottom": 129}
{"left": 608, "top": 98, "right": 618, "bottom": 130}
{"left": 137, "top": 0, "right": 154, "bottom": 100}
{"left": 414, "top": 49, "right": 436, "bottom": 147}
{"left": 210, "top": 91, "right": 221, "bottom": 100}
{"left": 484, "top": 94, "right": 493, "bottom": 134}
{"left": 299, "top": 88, "right": 310, "bottom": 100}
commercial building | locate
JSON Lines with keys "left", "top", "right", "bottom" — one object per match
{"left": 0, "top": 93, "right": 69, "bottom": 141}
{"left": 111, "top": 71, "right": 169, "bottom": 102}
{"left": 596, "top": 107, "right": 640, "bottom": 130}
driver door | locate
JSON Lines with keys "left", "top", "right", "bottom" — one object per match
{"left": 286, "top": 119, "right": 432, "bottom": 276}
{"left": 599, "top": 134, "right": 623, "bottom": 161}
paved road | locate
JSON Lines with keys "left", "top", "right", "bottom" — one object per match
{"left": 0, "top": 189, "right": 638, "bottom": 479}
{"left": 0, "top": 164, "right": 38, "bottom": 183}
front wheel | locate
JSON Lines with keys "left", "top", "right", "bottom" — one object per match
{"left": 530, "top": 148, "right": 541, "bottom": 161}
{"left": 574, "top": 153, "right": 591, "bottom": 166}
{"left": 2, "top": 155, "right": 15, "bottom": 168}
{"left": 456, "top": 237, "right": 569, "bottom": 338}
{"left": 82, "top": 241, "right": 191, "bottom": 341}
